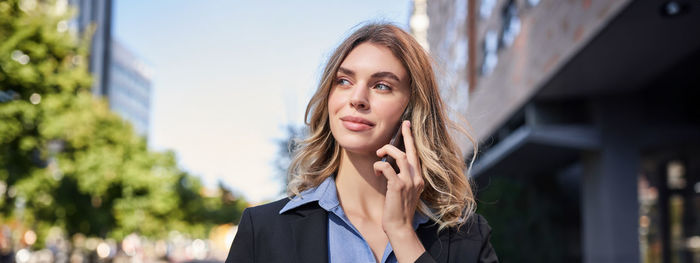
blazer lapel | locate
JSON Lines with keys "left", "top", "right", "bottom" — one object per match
{"left": 289, "top": 205, "right": 329, "bottom": 263}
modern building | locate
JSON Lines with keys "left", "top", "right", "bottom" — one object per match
{"left": 413, "top": 0, "right": 700, "bottom": 262}
{"left": 109, "top": 40, "right": 153, "bottom": 137}
{"left": 68, "top": 0, "right": 152, "bottom": 138}
{"left": 68, "top": 0, "right": 113, "bottom": 97}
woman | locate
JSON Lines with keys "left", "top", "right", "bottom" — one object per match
{"left": 226, "top": 23, "right": 498, "bottom": 263}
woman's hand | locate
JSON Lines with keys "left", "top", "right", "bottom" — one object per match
{"left": 374, "top": 120, "right": 426, "bottom": 262}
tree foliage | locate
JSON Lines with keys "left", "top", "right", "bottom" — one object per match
{"left": 0, "top": 0, "right": 246, "bottom": 247}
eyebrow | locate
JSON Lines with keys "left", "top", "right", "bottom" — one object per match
{"left": 337, "top": 67, "right": 401, "bottom": 82}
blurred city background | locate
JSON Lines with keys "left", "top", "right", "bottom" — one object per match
{"left": 1, "top": 0, "right": 699, "bottom": 262}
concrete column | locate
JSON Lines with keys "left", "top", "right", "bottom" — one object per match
{"left": 582, "top": 96, "right": 641, "bottom": 263}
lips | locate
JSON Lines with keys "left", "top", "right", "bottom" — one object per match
{"left": 340, "top": 116, "right": 375, "bottom": 131}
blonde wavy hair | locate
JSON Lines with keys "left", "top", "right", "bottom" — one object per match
{"left": 287, "top": 23, "right": 478, "bottom": 230}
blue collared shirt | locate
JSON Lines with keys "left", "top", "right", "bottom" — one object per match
{"left": 279, "top": 175, "right": 429, "bottom": 263}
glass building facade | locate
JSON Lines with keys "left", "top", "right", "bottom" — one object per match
{"left": 108, "top": 41, "right": 152, "bottom": 137}
{"left": 68, "top": 0, "right": 152, "bottom": 138}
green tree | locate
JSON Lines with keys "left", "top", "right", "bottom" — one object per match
{"left": 0, "top": 0, "right": 246, "bottom": 247}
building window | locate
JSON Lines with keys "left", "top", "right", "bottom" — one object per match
{"left": 500, "top": 0, "right": 521, "bottom": 48}
{"left": 481, "top": 30, "right": 499, "bottom": 75}
{"left": 480, "top": 0, "right": 497, "bottom": 19}
{"left": 639, "top": 155, "right": 700, "bottom": 262}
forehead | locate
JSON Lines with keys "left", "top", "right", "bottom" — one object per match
{"left": 339, "top": 42, "right": 408, "bottom": 81}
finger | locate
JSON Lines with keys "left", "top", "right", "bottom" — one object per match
{"left": 414, "top": 176, "right": 425, "bottom": 193}
{"left": 373, "top": 161, "right": 399, "bottom": 182}
{"left": 376, "top": 145, "right": 410, "bottom": 177}
{"left": 401, "top": 120, "right": 423, "bottom": 185}
{"left": 401, "top": 120, "right": 418, "bottom": 166}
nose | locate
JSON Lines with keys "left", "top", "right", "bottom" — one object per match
{"left": 349, "top": 86, "right": 369, "bottom": 111}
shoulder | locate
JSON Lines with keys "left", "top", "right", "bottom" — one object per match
{"left": 450, "top": 214, "right": 499, "bottom": 262}
{"left": 227, "top": 198, "right": 300, "bottom": 262}
{"left": 453, "top": 213, "right": 493, "bottom": 240}
{"left": 418, "top": 213, "right": 492, "bottom": 240}
{"left": 237, "top": 198, "right": 295, "bottom": 237}
{"left": 244, "top": 197, "right": 291, "bottom": 218}
{"left": 457, "top": 214, "right": 499, "bottom": 262}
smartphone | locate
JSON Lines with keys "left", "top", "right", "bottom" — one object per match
{"left": 381, "top": 123, "right": 405, "bottom": 174}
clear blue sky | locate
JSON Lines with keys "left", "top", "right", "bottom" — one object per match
{"left": 113, "top": 0, "right": 412, "bottom": 203}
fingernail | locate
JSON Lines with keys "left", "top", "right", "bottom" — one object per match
{"left": 406, "top": 120, "right": 411, "bottom": 127}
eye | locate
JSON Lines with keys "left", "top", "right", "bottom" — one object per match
{"left": 336, "top": 78, "right": 351, "bottom": 86}
{"left": 374, "top": 83, "right": 392, "bottom": 91}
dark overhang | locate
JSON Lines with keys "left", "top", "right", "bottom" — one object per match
{"left": 536, "top": 0, "right": 700, "bottom": 100}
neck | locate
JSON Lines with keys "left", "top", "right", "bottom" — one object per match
{"left": 335, "top": 148, "right": 387, "bottom": 220}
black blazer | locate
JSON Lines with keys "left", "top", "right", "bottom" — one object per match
{"left": 226, "top": 198, "right": 498, "bottom": 263}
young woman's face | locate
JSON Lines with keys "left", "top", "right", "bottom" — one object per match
{"left": 328, "top": 42, "right": 410, "bottom": 155}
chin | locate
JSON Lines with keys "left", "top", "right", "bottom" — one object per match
{"left": 341, "top": 145, "right": 375, "bottom": 155}
{"left": 338, "top": 140, "right": 373, "bottom": 153}
{"left": 335, "top": 135, "right": 383, "bottom": 155}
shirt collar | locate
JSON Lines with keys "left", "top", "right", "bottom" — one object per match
{"left": 279, "top": 175, "right": 338, "bottom": 214}
{"left": 279, "top": 175, "right": 432, "bottom": 227}
{"left": 413, "top": 209, "right": 430, "bottom": 227}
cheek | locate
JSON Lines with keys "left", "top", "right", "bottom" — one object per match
{"left": 376, "top": 98, "right": 408, "bottom": 122}
{"left": 327, "top": 89, "right": 344, "bottom": 115}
